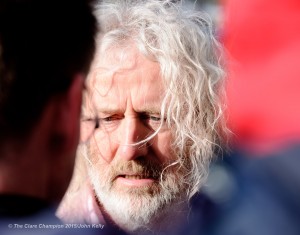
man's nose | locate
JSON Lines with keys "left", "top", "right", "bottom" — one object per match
{"left": 117, "top": 118, "right": 149, "bottom": 161}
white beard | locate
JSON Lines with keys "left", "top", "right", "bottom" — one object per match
{"left": 88, "top": 162, "right": 189, "bottom": 234}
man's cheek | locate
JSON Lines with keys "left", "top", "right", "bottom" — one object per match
{"left": 155, "top": 135, "right": 176, "bottom": 161}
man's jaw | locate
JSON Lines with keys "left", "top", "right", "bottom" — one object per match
{"left": 94, "top": 187, "right": 189, "bottom": 235}
{"left": 92, "top": 177, "right": 188, "bottom": 234}
{"left": 89, "top": 159, "right": 190, "bottom": 234}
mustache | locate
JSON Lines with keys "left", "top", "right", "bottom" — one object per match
{"left": 109, "top": 158, "right": 164, "bottom": 180}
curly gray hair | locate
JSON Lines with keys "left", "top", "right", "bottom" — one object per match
{"left": 89, "top": 0, "right": 227, "bottom": 198}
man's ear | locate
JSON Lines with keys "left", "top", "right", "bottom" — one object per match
{"left": 46, "top": 74, "right": 84, "bottom": 157}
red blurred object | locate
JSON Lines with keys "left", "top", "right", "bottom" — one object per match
{"left": 223, "top": 0, "right": 300, "bottom": 154}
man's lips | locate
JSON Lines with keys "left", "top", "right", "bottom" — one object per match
{"left": 119, "top": 174, "right": 150, "bottom": 179}
{"left": 114, "top": 173, "right": 158, "bottom": 187}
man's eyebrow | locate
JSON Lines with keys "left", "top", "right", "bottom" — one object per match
{"left": 135, "top": 106, "right": 162, "bottom": 114}
{"left": 96, "top": 107, "right": 123, "bottom": 114}
{"left": 81, "top": 105, "right": 121, "bottom": 116}
{"left": 94, "top": 106, "right": 162, "bottom": 114}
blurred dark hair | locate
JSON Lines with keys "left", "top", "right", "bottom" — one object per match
{"left": 0, "top": 0, "right": 97, "bottom": 142}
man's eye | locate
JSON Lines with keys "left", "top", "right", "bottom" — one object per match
{"left": 140, "top": 113, "right": 166, "bottom": 131}
{"left": 140, "top": 114, "right": 161, "bottom": 122}
{"left": 96, "top": 115, "right": 122, "bottom": 132}
{"left": 149, "top": 116, "right": 161, "bottom": 122}
{"left": 101, "top": 116, "right": 115, "bottom": 122}
{"left": 98, "top": 115, "right": 122, "bottom": 126}
{"left": 98, "top": 116, "right": 121, "bottom": 125}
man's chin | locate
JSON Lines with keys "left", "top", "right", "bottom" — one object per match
{"left": 112, "top": 181, "right": 162, "bottom": 196}
{"left": 94, "top": 186, "right": 179, "bottom": 233}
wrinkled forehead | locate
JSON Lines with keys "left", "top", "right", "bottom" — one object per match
{"left": 83, "top": 45, "right": 166, "bottom": 111}
{"left": 87, "top": 44, "right": 165, "bottom": 87}
{"left": 93, "top": 43, "right": 139, "bottom": 71}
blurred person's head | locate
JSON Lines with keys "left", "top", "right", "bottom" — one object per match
{"left": 69, "top": 0, "right": 225, "bottom": 233}
{"left": 0, "top": 0, "right": 97, "bottom": 203}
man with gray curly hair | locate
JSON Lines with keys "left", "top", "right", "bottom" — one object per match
{"left": 58, "top": 0, "right": 226, "bottom": 234}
